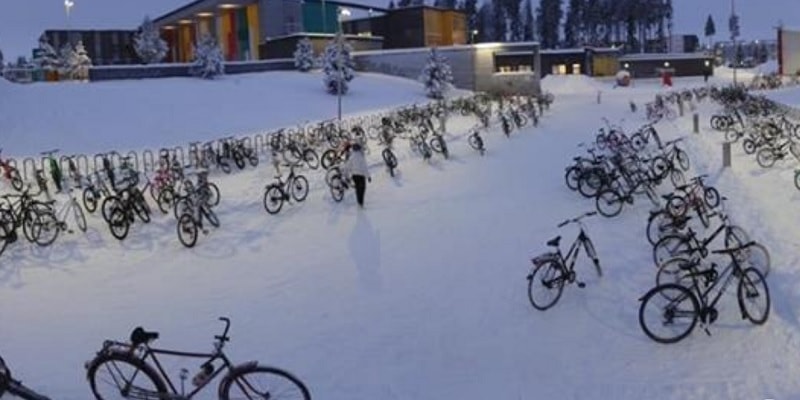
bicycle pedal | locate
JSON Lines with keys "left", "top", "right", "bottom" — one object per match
{"left": 577, "top": 282, "right": 586, "bottom": 288}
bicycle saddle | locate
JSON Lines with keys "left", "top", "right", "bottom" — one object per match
{"left": 130, "top": 327, "right": 159, "bottom": 346}
{"left": 546, "top": 236, "right": 561, "bottom": 247}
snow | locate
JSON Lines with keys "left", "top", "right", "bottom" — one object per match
{"left": 2, "top": 71, "right": 800, "bottom": 399}
{"left": 541, "top": 73, "right": 607, "bottom": 95}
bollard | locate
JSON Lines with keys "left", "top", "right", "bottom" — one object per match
{"left": 597, "top": 90, "right": 602, "bottom": 104}
{"left": 722, "top": 142, "right": 731, "bottom": 168}
{"left": 693, "top": 113, "right": 700, "bottom": 133}
{"left": 678, "top": 100, "right": 684, "bottom": 117}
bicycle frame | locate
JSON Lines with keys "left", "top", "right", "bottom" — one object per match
{"left": 557, "top": 229, "right": 595, "bottom": 273}
{"left": 683, "top": 261, "right": 741, "bottom": 321}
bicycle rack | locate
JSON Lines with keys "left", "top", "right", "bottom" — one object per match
{"left": 142, "top": 149, "right": 156, "bottom": 172}
{"left": 22, "top": 157, "right": 37, "bottom": 182}
{"left": 108, "top": 151, "right": 122, "bottom": 170}
{"left": 171, "top": 146, "right": 185, "bottom": 168}
{"left": 126, "top": 150, "right": 140, "bottom": 171}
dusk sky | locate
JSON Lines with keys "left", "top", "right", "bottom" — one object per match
{"left": 0, "top": 0, "right": 796, "bottom": 60}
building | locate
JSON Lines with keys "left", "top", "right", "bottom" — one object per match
{"left": 668, "top": 34, "right": 700, "bottom": 53}
{"left": 342, "top": 5, "right": 467, "bottom": 49}
{"left": 41, "top": 30, "right": 138, "bottom": 65}
{"left": 778, "top": 27, "right": 800, "bottom": 75}
{"left": 535, "top": 47, "right": 620, "bottom": 77}
{"left": 618, "top": 53, "right": 714, "bottom": 78}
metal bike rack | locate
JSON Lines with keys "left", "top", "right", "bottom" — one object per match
{"left": 126, "top": 150, "right": 140, "bottom": 171}
{"left": 22, "top": 157, "right": 37, "bottom": 181}
{"left": 142, "top": 149, "right": 156, "bottom": 172}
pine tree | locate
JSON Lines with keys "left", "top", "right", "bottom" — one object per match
{"left": 191, "top": 34, "right": 225, "bottom": 79}
{"left": 36, "top": 34, "right": 60, "bottom": 72}
{"left": 506, "top": 0, "right": 522, "bottom": 41}
{"left": 564, "top": 0, "right": 584, "bottom": 47}
{"left": 397, "top": 0, "right": 411, "bottom": 7}
{"left": 322, "top": 38, "right": 355, "bottom": 94}
{"left": 522, "top": 0, "right": 535, "bottom": 41}
{"left": 476, "top": 3, "right": 492, "bottom": 42}
{"left": 536, "top": 0, "right": 563, "bottom": 48}
{"left": 491, "top": 0, "right": 506, "bottom": 41}
{"left": 58, "top": 43, "right": 75, "bottom": 79}
{"left": 463, "top": 0, "right": 479, "bottom": 40}
{"left": 419, "top": 47, "right": 454, "bottom": 99}
{"left": 0, "top": 47, "right": 4, "bottom": 77}
{"left": 434, "top": 0, "right": 456, "bottom": 8}
{"left": 293, "top": 38, "right": 315, "bottom": 72}
{"left": 134, "top": 15, "right": 169, "bottom": 64}
{"left": 71, "top": 40, "right": 92, "bottom": 80}
{"left": 704, "top": 14, "right": 716, "bottom": 49}
{"left": 388, "top": 0, "right": 396, "bottom": 8}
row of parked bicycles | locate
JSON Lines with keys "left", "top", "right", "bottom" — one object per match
{"left": 526, "top": 92, "right": 772, "bottom": 344}
{"left": 0, "top": 92, "right": 556, "bottom": 254}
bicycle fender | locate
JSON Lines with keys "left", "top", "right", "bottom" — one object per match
{"left": 217, "top": 361, "right": 259, "bottom": 398}
{"left": 531, "top": 253, "right": 557, "bottom": 266}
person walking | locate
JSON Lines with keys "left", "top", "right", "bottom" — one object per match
{"left": 343, "top": 143, "right": 371, "bottom": 207}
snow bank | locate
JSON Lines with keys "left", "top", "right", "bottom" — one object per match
{"left": 541, "top": 74, "right": 607, "bottom": 95}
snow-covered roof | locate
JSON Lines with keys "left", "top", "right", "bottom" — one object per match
{"left": 618, "top": 52, "right": 713, "bottom": 61}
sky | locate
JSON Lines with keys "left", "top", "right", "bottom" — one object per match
{"left": 0, "top": 0, "right": 796, "bottom": 61}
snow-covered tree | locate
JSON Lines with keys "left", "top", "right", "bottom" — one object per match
{"left": 322, "top": 38, "right": 355, "bottom": 94}
{"left": 134, "top": 15, "right": 169, "bottom": 64}
{"left": 418, "top": 47, "right": 453, "bottom": 99}
{"left": 0, "top": 47, "right": 4, "bottom": 76}
{"left": 293, "top": 38, "right": 314, "bottom": 72}
{"left": 36, "top": 34, "right": 60, "bottom": 72}
{"left": 191, "top": 33, "right": 225, "bottom": 79}
{"left": 71, "top": 40, "right": 92, "bottom": 80}
{"left": 58, "top": 43, "right": 75, "bottom": 79}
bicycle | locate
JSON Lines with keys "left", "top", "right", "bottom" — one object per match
{"left": 526, "top": 211, "right": 603, "bottom": 311}
{"left": 0, "top": 149, "right": 23, "bottom": 191}
{"left": 467, "top": 126, "right": 486, "bottom": 156}
{"left": 84, "top": 317, "right": 311, "bottom": 400}
{"left": 0, "top": 356, "right": 51, "bottom": 400}
{"left": 29, "top": 186, "right": 88, "bottom": 247}
{"left": 638, "top": 241, "right": 770, "bottom": 344}
{"left": 263, "top": 163, "right": 309, "bottom": 215}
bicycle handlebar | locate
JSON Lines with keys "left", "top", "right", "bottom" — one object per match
{"left": 556, "top": 211, "right": 597, "bottom": 228}
{"left": 215, "top": 317, "right": 231, "bottom": 344}
{"left": 711, "top": 240, "right": 757, "bottom": 256}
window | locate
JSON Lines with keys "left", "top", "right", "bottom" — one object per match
{"left": 572, "top": 63, "right": 581, "bottom": 74}
{"left": 552, "top": 64, "right": 567, "bottom": 75}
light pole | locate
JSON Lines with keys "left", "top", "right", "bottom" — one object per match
{"left": 471, "top": 29, "right": 478, "bottom": 44}
{"left": 730, "top": 0, "right": 739, "bottom": 84}
{"left": 336, "top": 7, "right": 351, "bottom": 130}
{"left": 65, "top": 0, "right": 75, "bottom": 29}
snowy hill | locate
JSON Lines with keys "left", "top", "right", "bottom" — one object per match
{"left": 1, "top": 73, "right": 800, "bottom": 399}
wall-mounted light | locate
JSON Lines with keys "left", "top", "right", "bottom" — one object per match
{"left": 196, "top": 12, "right": 214, "bottom": 17}
{"left": 664, "top": 61, "right": 670, "bottom": 67}
{"left": 178, "top": 19, "right": 194, "bottom": 24}
{"left": 704, "top": 60, "right": 711, "bottom": 67}
{"left": 162, "top": 25, "right": 176, "bottom": 30}
{"left": 623, "top": 63, "right": 630, "bottom": 69}
{"left": 218, "top": 4, "right": 238, "bottom": 9}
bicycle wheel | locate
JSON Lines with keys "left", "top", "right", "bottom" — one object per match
{"left": 329, "top": 176, "right": 345, "bottom": 202}
{"left": 321, "top": 149, "right": 338, "bottom": 170}
{"left": 742, "top": 139, "right": 756, "bottom": 155}
{"left": 737, "top": 267, "right": 770, "bottom": 325}
{"left": 220, "top": 365, "right": 311, "bottom": 400}
{"left": 202, "top": 206, "right": 220, "bottom": 228}
{"left": 630, "top": 132, "right": 647, "bottom": 151}
{"left": 595, "top": 189, "right": 623, "bottom": 218}
{"left": 666, "top": 195, "right": 688, "bottom": 218}
{"left": 203, "top": 183, "right": 221, "bottom": 207}
{"left": 101, "top": 196, "right": 120, "bottom": 224}
{"left": 382, "top": 148, "right": 397, "bottom": 169}
{"left": 9, "top": 169, "right": 22, "bottom": 192}
{"left": 83, "top": 188, "right": 99, "bottom": 213}
{"left": 0, "top": 222, "right": 9, "bottom": 258}
{"left": 263, "top": 186, "right": 284, "bottom": 215}
{"left": 108, "top": 208, "right": 130, "bottom": 241}
{"left": 303, "top": 149, "right": 320, "bottom": 170}
{"left": 655, "top": 258, "right": 695, "bottom": 291}
{"left": 157, "top": 188, "right": 174, "bottom": 214}
{"left": 526, "top": 259, "right": 565, "bottom": 311}
{"left": 564, "top": 166, "right": 580, "bottom": 191}
{"left": 577, "top": 170, "right": 603, "bottom": 198}
{"left": 669, "top": 169, "right": 686, "bottom": 188}
{"left": 638, "top": 284, "right": 699, "bottom": 344}
{"left": 756, "top": 148, "right": 776, "bottom": 168}
{"left": 86, "top": 352, "right": 168, "bottom": 400}
{"left": 73, "top": 201, "right": 88, "bottom": 232}
{"left": 646, "top": 211, "right": 677, "bottom": 246}
{"left": 177, "top": 213, "right": 198, "bottom": 248}
{"left": 468, "top": 133, "right": 483, "bottom": 152}
{"left": 653, "top": 235, "right": 691, "bottom": 268}
{"left": 724, "top": 225, "right": 749, "bottom": 248}
{"left": 133, "top": 200, "right": 151, "bottom": 224}
{"left": 703, "top": 187, "right": 720, "bottom": 209}
{"left": 291, "top": 176, "right": 309, "bottom": 202}
{"left": 32, "top": 212, "right": 59, "bottom": 247}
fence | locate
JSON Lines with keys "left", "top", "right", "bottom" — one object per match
{"left": 6, "top": 95, "right": 476, "bottom": 184}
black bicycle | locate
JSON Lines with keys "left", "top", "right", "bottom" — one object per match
{"left": 84, "top": 317, "right": 311, "bottom": 400}
{"left": 638, "top": 242, "right": 770, "bottom": 344}
{"left": 0, "top": 356, "right": 51, "bottom": 400}
{"left": 263, "top": 162, "right": 309, "bottom": 215}
{"left": 526, "top": 211, "right": 603, "bottom": 311}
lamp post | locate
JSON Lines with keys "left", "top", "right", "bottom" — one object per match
{"left": 336, "top": 7, "right": 351, "bottom": 130}
{"left": 729, "top": 0, "right": 739, "bottom": 84}
{"left": 471, "top": 29, "right": 478, "bottom": 44}
{"left": 65, "top": 0, "right": 75, "bottom": 28}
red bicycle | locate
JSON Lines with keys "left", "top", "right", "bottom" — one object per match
{"left": 0, "top": 149, "right": 22, "bottom": 191}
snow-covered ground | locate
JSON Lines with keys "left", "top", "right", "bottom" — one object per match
{"left": 2, "top": 71, "right": 800, "bottom": 399}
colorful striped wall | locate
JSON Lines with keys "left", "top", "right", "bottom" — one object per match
{"left": 247, "top": 4, "right": 260, "bottom": 59}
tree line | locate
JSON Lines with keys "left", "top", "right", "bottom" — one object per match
{"left": 388, "top": 0, "right": 675, "bottom": 52}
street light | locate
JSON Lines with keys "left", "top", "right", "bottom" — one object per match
{"left": 336, "top": 7, "right": 351, "bottom": 129}
{"left": 65, "top": 0, "right": 75, "bottom": 27}
{"left": 471, "top": 29, "right": 478, "bottom": 44}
